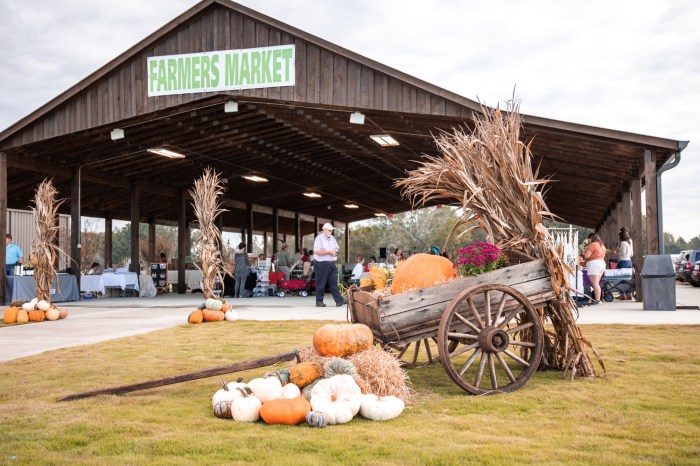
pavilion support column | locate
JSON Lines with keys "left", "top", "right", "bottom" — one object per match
{"left": 295, "top": 213, "right": 301, "bottom": 252}
{"left": 314, "top": 216, "right": 319, "bottom": 234}
{"left": 148, "top": 218, "right": 156, "bottom": 263}
{"left": 631, "top": 175, "right": 644, "bottom": 301}
{"left": 263, "top": 232, "right": 268, "bottom": 257}
{"left": 104, "top": 215, "right": 112, "bottom": 268}
{"left": 0, "top": 152, "right": 7, "bottom": 304}
{"left": 70, "top": 169, "right": 81, "bottom": 290}
{"left": 644, "top": 149, "right": 659, "bottom": 255}
{"left": 177, "top": 189, "right": 187, "bottom": 294}
{"left": 622, "top": 186, "right": 632, "bottom": 232}
{"left": 215, "top": 214, "right": 224, "bottom": 259}
{"left": 272, "top": 207, "right": 279, "bottom": 253}
{"left": 246, "top": 202, "right": 253, "bottom": 253}
{"left": 130, "top": 182, "right": 140, "bottom": 274}
{"left": 344, "top": 223, "right": 350, "bottom": 264}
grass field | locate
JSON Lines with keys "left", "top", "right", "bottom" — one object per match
{"left": 1, "top": 322, "right": 698, "bottom": 465}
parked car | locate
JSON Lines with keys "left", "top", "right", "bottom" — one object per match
{"left": 675, "top": 251, "right": 689, "bottom": 280}
{"left": 690, "top": 261, "right": 700, "bottom": 287}
{"left": 676, "top": 250, "right": 700, "bottom": 282}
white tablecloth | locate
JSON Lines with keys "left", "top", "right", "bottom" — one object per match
{"left": 102, "top": 272, "right": 140, "bottom": 292}
{"left": 167, "top": 270, "right": 203, "bottom": 291}
{"left": 139, "top": 275, "right": 156, "bottom": 298}
{"left": 80, "top": 274, "right": 105, "bottom": 293}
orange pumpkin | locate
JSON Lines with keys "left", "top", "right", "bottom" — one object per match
{"left": 259, "top": 396, "right": 311, "bottom": 425}
{"left": 188, "top": 309, "right": 204, "bottom": 324}
{"left": 28, "top": 310, "right": 46, "bottom": 322}
{"left": 289, "top": 361, "right": 323, "bottom": 388}
{"left": 202, "top": 309, "right": 225, "bottom": 322}
{"left": 390, "top": 253, "right": 456, "bottom": 294}
{"left": 16, "top": 309, "right": 29, "bottom": 323}
{"left": 221, "top": 302, "right": 231, "bottom": 313}
{"left": 3, "top": 306, "right": 20, "bottom": 324}
{"left": 313, "top": 323, "right": 374, "bottom": 357}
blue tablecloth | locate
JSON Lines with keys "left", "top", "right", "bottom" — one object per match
{"left": 5, "top": 274, "right": 79, "bottom": 305}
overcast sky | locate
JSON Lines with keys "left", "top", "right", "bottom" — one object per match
{"left": 1, "top": 0, "right": 698, "bottom": 240}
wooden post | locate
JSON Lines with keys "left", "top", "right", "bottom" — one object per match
{"left": 104, "top": 214, "right": 112, "bottom": 268}
{"left": 0, "top": 152, "right": 7, "bottom": 304}
{"left": 215, "top": 214, "right": 224, "bottom": 259}
{"left": 644, "top": 149, "right": 659, "bottom": 255}
{"left": 272, "top": 207, "right": 279, "bottom": 253}
{"left": 148, "top": 218, "right": 156, "bottom": 263}
{"left": 622, "top": 186, "right": 632, "bottom": 232}
{"left": 631, "top": 175, "right": 643, "bottom": 301}
{"left": 70, "top": 169, "right": 81, "bottom": 290}
{"left": 263, "top": 231, "right": 268, "bottom": 257}
{"left": 246, "top": 202, "right": 253, "bottom": 253}
{"left": 295, "top": 213, "right": 301, "bottom": 252}
{"left": 177, "top": 189, "right": 186, "bottom": 294}
{"left": 345, "top": 222, "right": 350, "bottom": 264}
{"left": 314, "top": 216, "right": 319, "bottom": 234}
{"left": 130, "top": 182, "right": 140, "bottom": 274}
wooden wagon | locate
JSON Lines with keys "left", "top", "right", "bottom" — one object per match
{"left": 347, "top": 257, "right": 556, "bottom": 395}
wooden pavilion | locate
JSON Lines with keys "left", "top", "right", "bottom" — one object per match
{"left": 0, "top": 0, "right": 686, "bottom": 302}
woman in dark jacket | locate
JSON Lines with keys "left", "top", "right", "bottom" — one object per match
{"left": 233, "top": 242, "right": 250, "bottom": 298}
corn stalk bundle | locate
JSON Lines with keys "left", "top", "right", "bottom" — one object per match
{"left": 29, "top": 179, "right": 65, "bottom": 302}
{"left": 189, "top": 168, "right": 227, "bottom": 299}
{"left": 396, "top": 100, "right": 603, "bottom": 378}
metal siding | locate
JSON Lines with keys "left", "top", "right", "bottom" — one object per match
{"left": 7, "top": 209, "right": 72, "bottom": 270}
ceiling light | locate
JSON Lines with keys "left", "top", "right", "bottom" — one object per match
{"left": 370, "top": 134, "right": 399, "bottom": 146}
{"left": 303, "top": 192, "right": 322, "bottom": 198}
{"left": 374, "top": 212, "right": 386, "bottom": 217}
{"left": 242, "top": 175, "right": 268, "bottom": 182}
{"left": 224, "top": 101, "right": 239, "bottom": 113}
{"left": 147, "top": 147, "right": 186, "bottom": 159}
{"left": 110, "top": 128, "right": 125, "bottom": 140}
{"left": 344, "top": 203, "right": 359, "bottom": 209}
{"left": 349, "top": 112, "right": 365, "bottom": 124}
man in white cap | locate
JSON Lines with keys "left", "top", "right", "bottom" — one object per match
{"left": 312, "top": 223, "right": 346, "bottom": 307}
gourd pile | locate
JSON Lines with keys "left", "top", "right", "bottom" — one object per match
{"left": 187, "top": 298, "right": 237, "bottom": 324}
{"left": 3, "top": 299, "right": 69, "bottom": 324}
{"left": 210, "top": 323, "right": 408, "bottom": 427}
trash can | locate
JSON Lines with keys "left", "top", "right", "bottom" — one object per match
{"left": 640, "top": 255, "right": 676, "bottom": 311}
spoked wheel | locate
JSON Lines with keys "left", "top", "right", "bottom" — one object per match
{"left": 437, "top": 283, "right": 543, "bottom": 395}
{"left": 380, "top": 338, "right": 440, "bottom": 367}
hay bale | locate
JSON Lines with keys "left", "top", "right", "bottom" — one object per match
{"left": 294, "top": 347, "right": 333, "bottom": 368}
{"left": 349, "top": 347, "right": 414, "bottom": 403}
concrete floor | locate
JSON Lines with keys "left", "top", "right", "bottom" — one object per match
{"left": 1, "top": 282, "right": 698, "bottom": 363}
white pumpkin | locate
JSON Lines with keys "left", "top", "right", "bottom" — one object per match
{"left": 280, "top": 383, "right": 301, "bottom": 399}
{"left": 22, "top": 302, "right": 35, "bottom": 311}
{"left": 309, "top": 374, "right": 362, "bottom": 424}
{"left": 248, "top": 377, "right": 283, "bottom": 403}
{"left": 212, "top": 382, "right": 243, "bottom": 407}
{"left": 232, "top": 389, "right": 262, "bottom": 422}
{"left": 224, "top": 309, "right": 238, "bottom": 321}
{"left": 30, "top": 298, "right": 38, "bottom": 304}
{"left": 225, "top": 378, "right": 248, "bottom": 392}
{"left": 36, "top": 300, "right": 50, "bottom": 311}
{"left": 204, "top": 298, "right": 223, "bottom": 311}
{"left": 359, "top": 394, "right": 405, "bottom": 421}
{"left": 45, "top": 308, "right": 60, "bottom": 321}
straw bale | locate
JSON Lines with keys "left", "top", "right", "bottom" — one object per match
{"left": 348, "top": 348, "right": 414, "bottom": 403}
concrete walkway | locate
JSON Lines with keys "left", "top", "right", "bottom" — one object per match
{"left": 1, "top": 282, "right": 698, "bottom": 363}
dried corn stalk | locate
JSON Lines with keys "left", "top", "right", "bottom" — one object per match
{"left": 29, "top": 180, "right": 66, "bottom": 302}
{"left": 189, "top": 168, "right": 227, "bottom": 299}
{"left": 396, "top": 99, "right": 603, "bottom": 377}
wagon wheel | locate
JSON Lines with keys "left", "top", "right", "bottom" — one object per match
{"left": 380, "top": 338, "right": 441, "bottom": 367}
{"left": 437, "top": 283, "right": 543, "bottom": 395}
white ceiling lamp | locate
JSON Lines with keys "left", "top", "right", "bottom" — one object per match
{"left": 224, "top": 101, "right": 239, "bottom": 113}
{"left": 374, "top": 212, "right": 387, "bottom": 217}
{"left": 370, "top": 134, "right": 399, "bottom": 147}
{"left": 242, "top": 175, "right": 268, "bottom": 182}
{"left": 110, "top": 128, "right": 125, "bottom": 140}
{"left": 303, "top": 192, "right": 322, "bottom": 198}
{"left": 147, "top": 147, "right": 186, "bottom": 159}
{"left": 343, "top": 203, "right": 359, "bottom": 209}
{"left": 349, "top": 112, "right": 365, "bottom": 124}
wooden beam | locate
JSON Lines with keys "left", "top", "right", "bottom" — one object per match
{"left": 345, "top": 222, "right": 350, "bottom": 264}
{"left": 295, "top": 212, "right": 301, "bottom": 252}
{"left": 105, "top": 214, "right": 113, "bottom": 268}
{"left": 178, "top": 189, "right": 186, "bottom": 294}
{"left": 246, "top": 202, "right": 253, "bottom": 252}
{"left": 631, "top": 176, "right": 644, "bottom": 301}
{"left": 70, "top": 169, "right": 81, "bottom": 289}
{"left": 130, "top": 182, "right": 140, "bottom": 274}
{"left": 148, "top": 218, "right": 156, "bottom": 263}
{"left": 644, "top": 149, "right": 659, "bottom": 255}
{"left": 0, "top": 152, "right": 7, "bottom": 304}
{"left": 272, "top": 207, "right": 279, "bottom": 254}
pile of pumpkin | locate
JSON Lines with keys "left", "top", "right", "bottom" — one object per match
{"left": 187, "top": 298, "right": 237, "bottom": 324}
{"left": 210, "top": 323, "right": 407, "bottom": 427}
{"left": 3, "top": 299, "right": 69, "bottom": 324}
{"left": 360, "top": 253, "right": 456, "bottom": 294}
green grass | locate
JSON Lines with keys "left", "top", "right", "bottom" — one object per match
{"left": 1, "top": 323, "right": 699, "bottom": 465}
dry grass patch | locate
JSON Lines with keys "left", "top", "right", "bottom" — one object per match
{"left": 0, "top": 322, "right": 698, "bottom": 465}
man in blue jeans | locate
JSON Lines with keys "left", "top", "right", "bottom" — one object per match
{"left": 313, "top": 223, "right": 347, "bottom": 307}
{"left": 5, "top": 234, "right": 23, "bottom": 276}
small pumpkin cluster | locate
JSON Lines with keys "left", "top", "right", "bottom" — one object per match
{"left": 3, "top": 299, "right": 68, "bottom": 324}
{"left": 188, "top": 298, "right": 237, "bottom": 324}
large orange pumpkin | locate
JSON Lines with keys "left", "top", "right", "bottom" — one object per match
{"left": 202, "top": 309, "right": 225, "bottom": 322}
{"left": 289, "top": 361, "right": 323, "bottom": 388}
{"left": 188, "top": 309, "right": 203, "bottom": 324}
{"left": 390, "top": 253, "right": 456, "bottom": 294}
{"left": 259, "top": 396, "right": 311, "bottom": 425}
{"left": 3, "top": 306, "right": 20, "bottom": 324}
{"left": 28, "top": 310, "right": 46, "bottom": 322}
{"left": 313, "top": 323, "right": 374, "bottom": 357}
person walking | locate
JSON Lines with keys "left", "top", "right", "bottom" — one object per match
{"left": 5, "top": 234, "right": 23, "bottom": 276}
{"left": 312, "top": 223, "right": 346, "bottom": 307}
{"left": 233, "top": 242, "right": 250, "bottom": 298}
{"left": 276, "top": 243, "right": 292, "bottom": 280}
{"left": 583, "top": 233, "right": 606, "bottom": 304}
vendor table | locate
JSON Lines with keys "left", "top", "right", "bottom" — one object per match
{"left": 101, "top": 272, "right": 140, "bottom": 296}
{"left": 5, "top": 274, "right": 79, "bottom": 305}
{"left": 80, "top": 274, "right": 105, "bottom": 294}
{"left": 167, "top": 270, "right": 203, "bottom": 292}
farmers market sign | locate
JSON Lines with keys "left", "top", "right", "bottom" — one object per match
{"left": 147, "top": 45, "right": 295, "bottom": 96}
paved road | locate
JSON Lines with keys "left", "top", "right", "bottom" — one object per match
{"left": 1, "top": 282, "right": 698, "bottom": 363}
